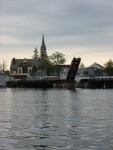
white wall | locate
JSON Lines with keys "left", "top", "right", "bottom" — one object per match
{"left": 59, "top": 66, "right": 69, "bottom": 79}
{"left": 60, "top": 73, "right": 67, "bottom": 79}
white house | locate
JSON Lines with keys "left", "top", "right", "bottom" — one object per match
{"left": 0, "top": 72, "right": 6, "bottom": 87}
{"left": 59, "top": 65, "right": 70, "bottom": 79}
{"left": 89, "top": 62, "right": 104, "bottom": 70}
{"left": 76, "top": 63, "right": 104, "bottom": 77}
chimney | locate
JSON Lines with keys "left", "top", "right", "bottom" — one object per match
{"left": 13, "top": 58, "right": 15, "bottom": 64}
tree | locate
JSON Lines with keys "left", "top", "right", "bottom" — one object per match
{"left": 4, "top": 70, "right": 10, "bottom": 75}
{"left": 49, "top": 52, "right": 66, "bottom": 65}
{"left": 49, "top": 52, "right": 66, "bottom": 75}
{"left": 0, "top": 60, "right": 7, "bottom": 71}
{"left": 104, "top": 59, "right": 113, "bottom": 76}
{"left": 43, "top": 59, "right": 54, "bottom": 75}
{"left": 32, "top": 65, "right": 37, "bottom": 72}
{"left": 79, "top": 62, "right": 85, "bottom": 68}
{"left": 43, "top": 52, "right": 66, "bottom": 76}
{"left": 32, "top": 47, "right": 38, "bottom": 59}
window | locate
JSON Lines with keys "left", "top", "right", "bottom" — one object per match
{"left": 22, "top": 65, "right": 28, "bottom": 73}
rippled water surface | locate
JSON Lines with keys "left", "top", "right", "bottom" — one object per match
{"left": 0, "top": 88, "right": 113, "bottom": 150}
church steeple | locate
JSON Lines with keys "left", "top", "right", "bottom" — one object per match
{"left": 41, "top": 34, "right": 46, "bottom": 50}
{"left": 40, "top": 34, "right": 47, "bottom": 59}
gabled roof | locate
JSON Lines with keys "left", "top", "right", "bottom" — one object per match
{"left": 10, "top": 58, "right": 43, "bottom": 70}
{"left": 77, "top": 66, "right": 104, "bottom": 76}
{"left": 88, "top": 63, "right": 104, "bottom": 70}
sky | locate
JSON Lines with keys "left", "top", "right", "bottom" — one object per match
{"left": 0, "top": 0, "right": 113, "bottom": 70}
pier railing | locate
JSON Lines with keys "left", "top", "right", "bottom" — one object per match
{"left": 89, "top": 76, "right": 113, "bottom": 80}
{"left": 76, "top": 76, "right": 113, "bottom": 82}
{"left": 75, "top": 75, "right": 113, "bottom": 88}
{"left": 26, "top": 76, "right": 60, "bottom": 81}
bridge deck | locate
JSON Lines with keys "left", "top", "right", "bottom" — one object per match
{"left": 76, "top": 76, "right": 113, "bottom": 82}
{"left": 75, "top": 76, "right": 113, "bottom": 88}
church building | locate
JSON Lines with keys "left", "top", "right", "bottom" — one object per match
{"left": 10, "top": 35, "right": 47, "bottom": 79}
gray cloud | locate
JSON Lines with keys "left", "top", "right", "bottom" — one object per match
{"left": 0, "top": 0, "right": 113, "bottom": 67}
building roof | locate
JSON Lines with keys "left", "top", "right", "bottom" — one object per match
{"left": 88, "top": 63, "right": 104, "bottom": 70}
{"left": 10, "top": 58, "right": 43, "bottom": 70}
{"left": 77, "top": 65, "right": 104, "bottom": 77}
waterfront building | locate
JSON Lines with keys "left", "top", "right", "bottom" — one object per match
{"left": 59, "top": 65, "right": 70, "bottom": 79}
{"left": 75, "top": 63, "right": 105, "bottom": 88}
{"left": 0, "top": 72, "right": 6, "bottom": 87}
{"left": 76, "top": 63, "right": 104, "bottom": 77}
{"left": 10, "top": 35, "right": 48, "bottom": 79}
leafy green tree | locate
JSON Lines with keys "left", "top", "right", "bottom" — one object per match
{"left": 79, "top": 62, "right": 85, "bottom": 68}
{"left": 43, "top": 59, "right": 54, "bottom": 75}
{"left": 104, "top": 59, "right": 113, "bottom": 76}
{"left": 30, "top": 65, "right": 37, "bottom": 76}
{"left": 49, "top": 52, "right": 66, "bottom": 76}
{"left": 29, "top": 65, "right": 37, "bottom": 76}
{"left": 0, "top": 60, "right": 7, "bottom": 71}
{"left": 32, "top": 65, "right": 37, "bottom": 72}
{"left": 54, "top": 65, "right": 62, "bottom": 76}
{"left": 32, "top": 47, "right": 38, "bottom": 59}
{"left": 49, "top": 52, "right": 66, "bottom": 65}
{"left": 4, "top": 70, "right": 10, "bottom": 75}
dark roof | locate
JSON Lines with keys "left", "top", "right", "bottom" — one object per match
{"left": 88, "top": 63, "right": 104, "bottom": 69}
{"left": 10, "top": 58, "right": 43, "bottom": 70}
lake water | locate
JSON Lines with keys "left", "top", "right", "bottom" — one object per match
{"left": 0, "top": 88, "right": 113, "bottom": 150}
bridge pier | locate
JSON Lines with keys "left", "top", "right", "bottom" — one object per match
{"left": 76, "top": 81, "right": 89, "bottom": 88}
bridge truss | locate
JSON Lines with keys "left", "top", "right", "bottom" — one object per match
{"left": 66, "top": 57, "right": 81, "bottom": 83}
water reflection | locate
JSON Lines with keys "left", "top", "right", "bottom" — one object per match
{"left": 0, "top": 88, "right": 113, "bottom": 149}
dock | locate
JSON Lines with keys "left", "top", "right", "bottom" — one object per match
{"left": 6, "top": 79, "right": 66, "bottom": 88}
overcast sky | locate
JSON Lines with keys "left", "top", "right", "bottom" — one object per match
{"left": 0, "top": 0, "right": 113, "bottom": 69}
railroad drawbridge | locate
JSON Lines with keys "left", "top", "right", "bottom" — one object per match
{"left": 57, "top": 57, "right": 81, "bottom": 88}
{"left": 66, "top": 57, "right": 81, "bottom": 83}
